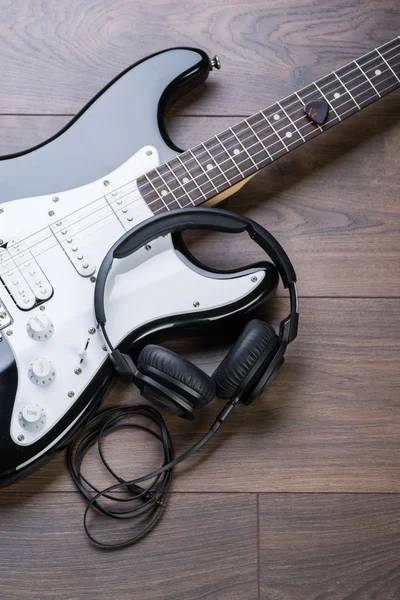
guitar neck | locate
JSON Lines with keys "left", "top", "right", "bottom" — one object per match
{"left": 138, "top": 37, "right": 400, "bottom": 213}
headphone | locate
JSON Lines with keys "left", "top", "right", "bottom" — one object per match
{"left": 68, "top": 207, "right": 298, "bottom": 549}
{"left": 94, "top": 207, "right": 298, "bottom": 419}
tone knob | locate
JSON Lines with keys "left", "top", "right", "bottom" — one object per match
{"left": 29, "top": 358, "right": 56, "bottom": 385}
{"left": 27, "top": 314, "right": 54, "bottom": 341}
{"left": 18, "top": 404, "right": 47, "bottom": 432}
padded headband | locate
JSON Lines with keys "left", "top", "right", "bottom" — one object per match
{"left": 94, "top": 207, "right": 297, "bottom": 331}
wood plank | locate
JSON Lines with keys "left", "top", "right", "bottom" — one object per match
{"left": 0, "top": 492, "right": 257, "bottom": 600}
{"left": 0, "top": 0, "right": 398, "bottom": 115}
{"left": 4, "top": 298, "right": 399, "bottom": 495}
{"left": 0, "top": 102, "right": 399, "bottom": 297}
{"left": 259, "top": 493, "right": 400, "bottom": 600}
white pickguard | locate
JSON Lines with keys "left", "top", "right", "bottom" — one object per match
{"left": 0, "top": 146, "right": 265, "bottom": 466}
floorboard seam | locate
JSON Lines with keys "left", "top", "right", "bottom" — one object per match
{"left": 257, "top": 493, "right": 261, "bottom": 600}
{"left": 3, "top": 490, "right": 400, "bottom": 495}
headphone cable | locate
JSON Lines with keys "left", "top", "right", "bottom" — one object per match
{"left": 67, "top": 398, "right": 238, "bottom": 548}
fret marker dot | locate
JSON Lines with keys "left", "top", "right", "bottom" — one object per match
{"left": 182, "top": 177, "right": 189, "bottom": 184}
{"left": 206, "top": 164, "right": 214, "bottom": 170}
{"left": 273, "top": 114, "right": 280, "bottom": 121}
{"left": 374, "top": 69, "right": 382, "bottom": 76}
{"left": 233, "top": 148, "right": 240, "bottom": 155}
{"left": 334, "top": 92, "right": 341, "bottom": 99}
{"left": 161, "top": 190, "right": 168, "bottom": 196}
{"left": 285, "top": 131, "right": 293, "bottom": 139}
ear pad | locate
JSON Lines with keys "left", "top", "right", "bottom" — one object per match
{"left": 137, "top": 345, "right": 216, "bottom": 407}
{"left": 212, "top": 320, "right": 279, "bottom": 399}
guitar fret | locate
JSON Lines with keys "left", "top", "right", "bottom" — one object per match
{"left": 229, "top": 127, "right": 258, "bottom": 169}
{"left": 188, "top": 149, "right": 219, "bottom": 193}
{"left": 214, "top": 134, "right": 245, "bottom": 179}
{"left": 260, "top": 110, "right": 289, "bottom": 153}
{"left": 314, "top": 81, "right": 343, "bottom": 119}
{"left": 354, "top": 60, "right": 381, "bottom": 97}
{"left": 145, "top": 38, "right": 400, "bottom": 213}
{"left": 263, "top": 101, "right": 305, "bottom": 154}
{"left": 357, "top": 50, "right": 399, "bottom": 97}
{"left": 163, "top": 157, "right": 199, "bottom": 206}
{"left": 154, "top": 167, "right": 183, "bottom": 208}
{"left": 136, "top": 176, "right": 165, "bottom": 213}
{"left": 219, "top": 127, "right": 255, "bottom": 174}
{"left": 200, "top": 142, "right": 231, "bottom": 187}
{"left": 277, "top": 100, "right": 305, "bottom": 141}
{"left": 244, "top": 117, "right": 274, "bottom": 162}
{"left": 315, "top": 75, "right": 358, "bottom": 123}
{"left": 376, "top": 49, "right": 400, "bottom": 83}
{"left": 144, "top": 174, "right": 170, "bottom": 212}
{"left": 192, "top": 144, "right": 226, "bottom": 191}
{"left": 176, "top": 154, "right": 208, "bottom": 202}
{"left": 294, "top": 91, "right": 323, "bottom": 133}
{"left": 149, "top": 166, "right": 183, "bottom": 210}
{"left": 232, "top": 119, "right": 272, "bottom": 167}
{"left": 332, "top": 71, "right": 360, "bottom": 109}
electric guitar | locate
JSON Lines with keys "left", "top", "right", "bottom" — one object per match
{"left": 0, "top": 39, "right": 399, "bottom": 486}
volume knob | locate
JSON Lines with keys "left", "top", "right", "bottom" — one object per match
{"left": 18, "top": 404, "right": 47, "bottom": 432}
{"left": 29, "top": 358, "right": 56, "bottom": 386}
{"left": 27, "top": 314, "right": 54, "bottom": 341}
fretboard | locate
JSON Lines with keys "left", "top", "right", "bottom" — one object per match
{"left": 137, "top": 37, "right": 400, "bottom": 214}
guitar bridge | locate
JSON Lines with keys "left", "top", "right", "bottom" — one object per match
{"left": 0, "top": 246, "right": 53, "bottom": 310}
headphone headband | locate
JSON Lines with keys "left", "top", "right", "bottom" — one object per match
{"left": 94, "top": 208, "right": 298, "bottom": 336}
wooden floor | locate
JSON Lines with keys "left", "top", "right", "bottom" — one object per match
{"left": 1, "top": 1, "right": 399, "bottom": 599}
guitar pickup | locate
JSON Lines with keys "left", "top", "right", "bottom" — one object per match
{"left": 51, "top": 214, "right": 97, "bottom": 278}
{"left": 0, "top": 246, "right": 52, "bottom": 309}
{"left": 0, "top": 265, "right": 36, "bottom": 309}
{"left": 58, "top": 237, "right": 96, "bottom": 277}
{"left": 0, "top": 299, "right": 11, "bottom": 330}
{"left": 7, "top": 242, "right": 53, "bottom": 302}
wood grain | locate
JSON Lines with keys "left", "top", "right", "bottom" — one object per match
{"left": 259, "top": 494, "right": 400, "bottom": 600}
{"left": 4, "top": 298, "right": 399, "bottom": 495}
{"left": 0, "top": 3, "right": 399, "bottom": 599}
{"left": 0, "top": 0, "right": 398, "bottom": 115}
{"left": 0, "top": 492, "right": 257, "bottom": 600}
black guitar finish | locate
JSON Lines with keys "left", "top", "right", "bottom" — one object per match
{"left": 0, "top": 48, "right": 279, "bottom": 487}
{"left": 0, "top": 48, "right": 210, "bottom": 203}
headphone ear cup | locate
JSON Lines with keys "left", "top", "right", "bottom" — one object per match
{"left": 137, "top": 345, "right": 216, "bottom": 418}
{"left": 212, "top": 320, "right": 280, "bottom": 401}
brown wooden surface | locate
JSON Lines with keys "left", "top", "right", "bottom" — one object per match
{"left": 0, "top": 1, "right": 399, "bottom": 599}
{"left": 259, "top": 494, "right": 400, "bottom": 599}
{"left": 0, "top": 493, "right": 258, "bottom": 600}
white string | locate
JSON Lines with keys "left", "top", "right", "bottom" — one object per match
{"left": 4, "top": 42, "right": 400, "bottom": 262}
{"left": 11, "top": 54, "right": 400, "bottom": 259}
{"left": 22, "top": 66, "right": 400, "bottom": 263}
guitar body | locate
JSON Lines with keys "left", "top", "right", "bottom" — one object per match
{"left": 0, "top": 48, "right": 278, "bottom": 486}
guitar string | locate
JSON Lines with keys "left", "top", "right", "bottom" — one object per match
{"left": 120, "top": 59, "right": 400, "bottom": 212}
{"left": 148, "top": 60, "right": 400, "bottom": 202}
{"left": 2, "top": 58, "right": 398, "bottom": 276}
{"left": 5, "top": 51, "right": 400, "bottom": 261}
{"left": 10, "top": 68, "right": 399, "bottom": 272}
{"left": 1, "top": 48, "right": 399, "bottom": 267}
{"left": 5, "top": 42, "right": 400, "bottom": 246}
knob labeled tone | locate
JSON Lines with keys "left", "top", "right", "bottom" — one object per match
{"left": 18, "top": 404, "right": 47, "bottom": 432}
{"left": 27, "top": 314, "right": 54, "bottom": 341}
{"left": 29, "top": 358, "right": 56, "bottom": 386}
